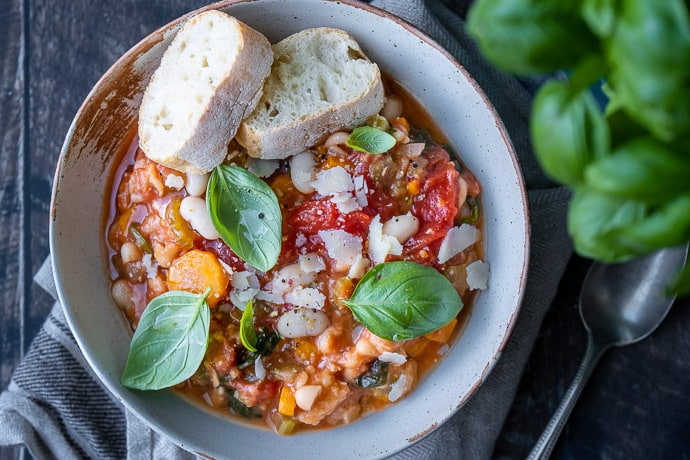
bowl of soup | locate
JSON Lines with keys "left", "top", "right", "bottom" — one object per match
{"left": 50, "top": 0, "right": 529, "bottom": 458}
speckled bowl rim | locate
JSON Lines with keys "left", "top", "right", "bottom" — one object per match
{"left": 50, "top": 1, "right": 530, "bottom": 458}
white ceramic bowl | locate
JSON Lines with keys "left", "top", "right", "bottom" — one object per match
{"left": 50, "top": 0, "right": 529, "bottom": 458}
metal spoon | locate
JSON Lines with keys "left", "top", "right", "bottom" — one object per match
{"left": 527, "top": 244, "right": 688, "bottom": 460}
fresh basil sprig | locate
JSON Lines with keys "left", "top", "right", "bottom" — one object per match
{"left": 468, "top": 0, "right": 690, "bottom": 294}
{"left": 121, "top": 288, "right": 211, "bottom": 390}
{"left": 207, "top": 165, "right": 282, "bottom": 272}
{"left": 347, "top": 126, "right": 396, "bottom": 154}
{"left": 342, "top": 261, "right": 463, "bottom": 342}
{"left": 239, "top": 300, "right": 258, "bottom": 352}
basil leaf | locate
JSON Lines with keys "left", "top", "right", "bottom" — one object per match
{"left": 342, "top": 261, "right": 463, "bottom": 342}
{"left": 467, "top": 0, "right": 597, "bottom": 75}
{"left": 121, "top": 288, "right": 211, "bottom": 390}
{"left": 207, "top": 165, "right": 282, "bottom": 272}
{"left": 567, "top": 188, "right": 647, "bottom": 262}
{"left": 346, "top": 126, "right": 396, "bottom": 154}
{"left": 585, "top": 137, "right": 690, "bottom": 205}
{"left": 531, "top": 79, "right": 610, "bottom": 188}
{"left": 237, "top": 327, "right": 280, "bottom": 369}
{"left": 607, "top": 0, "right": 690, "bottom": 141}
{"left": 239, "top": 300, "right": 258, "bottom": 352}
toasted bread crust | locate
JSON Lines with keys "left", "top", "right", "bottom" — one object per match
{"left": 237, "top": 27, "right": 385, "bottom": 160}
{"left": 138, "top": 11, "right": 273, "bottom": 174}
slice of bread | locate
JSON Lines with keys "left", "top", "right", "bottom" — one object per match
{"left": 236, "top": 27, "right": 385, "bottom": 160}
{"left": 138, "top": 10, "right": 273, "bottom": 174}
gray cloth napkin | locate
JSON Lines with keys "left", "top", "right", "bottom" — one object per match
{"left": 0, "top": 0, "right": 573, "bottom": 458}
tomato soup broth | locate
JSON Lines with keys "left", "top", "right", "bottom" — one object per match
{"left": 105, "top": 79, "right": 486, "bottom": 435}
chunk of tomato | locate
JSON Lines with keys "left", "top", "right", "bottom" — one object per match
{"left": 405, "top": 157, "right": 460, "bottom": 255}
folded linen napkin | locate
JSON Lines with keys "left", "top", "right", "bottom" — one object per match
{"left": 0, "top": 0, "right": 573, "bottom": 458}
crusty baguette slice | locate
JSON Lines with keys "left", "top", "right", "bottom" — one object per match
{"left": 236, "top": 27, "right": 384, "bottom": 160}
{"left": 138, "top": 10, "right": 273, "bottom": 174}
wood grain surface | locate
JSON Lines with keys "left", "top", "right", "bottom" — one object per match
{"left": 1, "top": 1, "right": 688, "bottom": 459}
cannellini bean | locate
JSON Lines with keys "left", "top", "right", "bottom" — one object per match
{"left": 111, "top": 279, "right": 133, "bottom": 310}
{"left": 276, "top": 308, "right": 330, "bottom": 338}
{"left": 179, "top": 196, "right": 220, "bottom": 240}
{"left": 323, "top": 131, "right": 350, "bottom": 148}
{"left": 185, "top": 172, "right": 210, "bottom": 197}
{"left": 382, "top": 213, "right": 419, "bottom": 244}
{"left": 120, "top": 241, "right": 142, "bottom": 264}
{"left": 294, "top": 385, "right": 322, "bottom": 411}
{"left": 290, "top": 151, "right": 317, "bottom": 194}
{"left": 381, "top": 95, "right": 403, "bottom": 121}
{"left": 271, "top": 263, "right": 316, "bottom": 295}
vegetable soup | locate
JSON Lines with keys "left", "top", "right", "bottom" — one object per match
{"left": 106, "top": 79, "right": 487, "bottom": 435}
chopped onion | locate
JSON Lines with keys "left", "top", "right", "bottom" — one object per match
{"left": 395, "top": 143, "right": 425, "bottom": 158}
{"left": 254, "top": 357, "right": 266, "bottom": 380}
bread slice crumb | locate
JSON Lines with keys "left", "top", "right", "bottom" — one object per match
{"left": 237, "top": 27, "right": 384, "bottom": 160}
{"left": 138, "top": 10, "right": 273, "bottom": 173}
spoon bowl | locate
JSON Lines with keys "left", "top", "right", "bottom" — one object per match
{"left": 581, "top": 247, "right": 688, "bottom": 346}
{"left": 529, "top": 244, "right": 688, "bottom": 460}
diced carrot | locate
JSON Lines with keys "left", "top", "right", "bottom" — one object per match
{"left": 278, "top": 385, "right": 296, "bottom": 416}
{"left": 407, "top": 179, "right": 421, "bottom": 196}
{"left": 424, "top": 317, "right": 458, "bottom": 343}
{"left": 294, "top": 338, "right": 317, "bottom": 363}
{"left": 404, "top": 337, "right": 429, "bottom": 357}
{"left": 322, "top": 154, "right": 353, "bottom": 171}
{"left": 167, "top": 249, "right": 229, "bottom": 307}
{"left": 332, "top": 277, "right": 355, "bottom": 309}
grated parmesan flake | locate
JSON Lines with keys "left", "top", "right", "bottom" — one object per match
{"left": 437, "top": 224, "right": 479, "bottom": 264}
{"left": 368, "top": 215, "right": 403, "bottom": 264}
{"left": 311, "top": 166, "right": 354, "bottom": 196}
{"left": 318, "top": 229, "right": 363, "bottom": 271}
{"left": 466, "top": 260, "right": 490, "bottom": 290}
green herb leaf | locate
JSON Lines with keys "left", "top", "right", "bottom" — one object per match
{"left": 207, "top": 165, "right": 282, "bottom": 272}
{"left": 607, "top": 0, "right": 690, "bottom": 141}
{"left": 355, "top": 360, "right": 389, "bottom": 388}
{"left": 129, "top": 223, "right": 152, "bottom": 254}
{"left": 239, "top": 300, "right": 258, "bottom": 352}
{"left": 342, "top": 261, "right": 463, "bottom": 342}
{"left": 467, "top": 0, "right": 598, "bottom": 75}
{"left": 531, "top": 79, "right": 610, "bottom": 187}
{"left": 585, "top": 137, "right": 690, "bottom": 205}
{"left": 346, "top": 126, "right": 396, "bottom": 154}
{"left": 237, "top": 327, "right": 280, "bottom": 369}
{"left": 121, "top": 288, "right": 211, "bottom": 390}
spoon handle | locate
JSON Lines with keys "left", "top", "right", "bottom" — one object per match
{"left": 527, "top": 332, "right": 609, "bottom": 460}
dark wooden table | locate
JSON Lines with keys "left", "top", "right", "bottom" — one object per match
{"left": 1, "top": 1, "right": 689, "bottom": 459}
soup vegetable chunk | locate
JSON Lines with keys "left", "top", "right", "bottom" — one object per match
{"left": 106, "top": 14, "right": 487, "bottom": 435}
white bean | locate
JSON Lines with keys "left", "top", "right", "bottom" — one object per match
{"left": 294, "top": 385, "right": 322, "bottom": 411}
{"left": 323, "top": 131, "right": 350, "bottom": 148}
{"left": 381, "top": 95, "right": 403, "bottom": 122}
{"left": 185, "top": 172, "right": 210, "bottom": 197}
{"left": 179, "top": 196, "right": 220, "bottom": 240}
{"left": 120, "top": 241, "right": 142, "bottom": 264}
{"left": 271, "top": 262, "right": 316, "bottom": 295}
{"left": 289, "top": 151, "right": 317, "bottom": 194}
{"left": 111, "top": 279, "right": 133, "bottom": 310}
{"left": 276, "top": 308, "right": 330, "bottom": 338}
{"left": 382, "top": 213, "right": 420, "bottom": 243}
